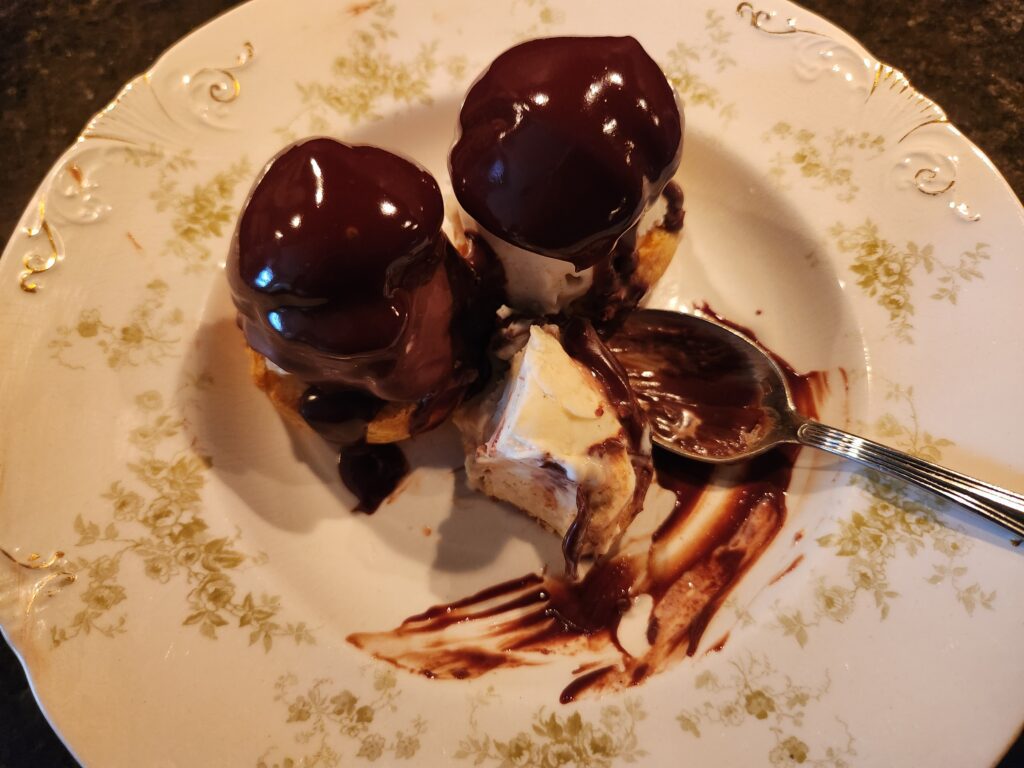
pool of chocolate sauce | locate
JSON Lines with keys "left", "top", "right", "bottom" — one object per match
{"left": 607, "top": 308, "right": 790, "bottom": 459}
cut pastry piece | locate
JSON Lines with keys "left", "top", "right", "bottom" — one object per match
{"left": 456, "top": 325, "right": 651, "bottom": 572}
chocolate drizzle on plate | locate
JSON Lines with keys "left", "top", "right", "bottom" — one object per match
{"left": 348, "top": 309, "right": 827, "bottom": 703}
{"left": 338, "top": 439, "right": 410, "bottom": 514}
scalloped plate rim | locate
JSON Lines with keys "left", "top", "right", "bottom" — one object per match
{"left": 1, "top": 1, "right": 1022, "bottom": 766}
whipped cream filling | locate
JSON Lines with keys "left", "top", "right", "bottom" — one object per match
{"left": 455, "top": 214, "right": 593, "bottom": 315}
{"left": 450, "top": 196, "right": 672, "bottom": 317}
{"left": 475, "top": 224, "right": 594, "bottom": 315}
{"left": 487, "top": 325, "right": 624, "bottom": 477}
{"left": 456, "top": 325, "right": 639, "bottom": 553}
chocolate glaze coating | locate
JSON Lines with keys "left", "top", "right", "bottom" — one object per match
{"left": 228, "top": 137, "right": 464, "bottom": 402}
{"left": 450, "top": 36, "right": 683, "bottom": 270}
{"left": 561, "top": 317, "right": 647, "bottom": 451}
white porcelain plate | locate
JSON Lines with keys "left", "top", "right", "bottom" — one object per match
{"left": 2, "top": 1, "right": 1022, "bottom": 765}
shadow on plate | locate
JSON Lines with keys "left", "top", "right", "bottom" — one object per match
{"left": 178, "top": 284, "right": 565, "bottom": 577}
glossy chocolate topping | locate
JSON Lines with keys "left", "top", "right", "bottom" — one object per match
{"left": 228, "top": 137, "right": 465, "bottom": 402}
{"left": 450, "top": 36, "right": 683, "bottom": 270}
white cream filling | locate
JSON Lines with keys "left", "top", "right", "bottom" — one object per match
{"left": 487, "top": 325, "right": 623, "bottom": 483}
{"left": 456, "top": 215, "right": 593, "bottom": 315}
{"left": 450, "top": 190, "right": 672, "bottom": 317}
{"left": 477, "top": 224, "right": 594, "bottom": 316}
{"left": 458, "top": 326, "right": 637, "bottom": 542}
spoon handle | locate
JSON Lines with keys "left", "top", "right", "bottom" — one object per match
{"left": 796, "top": 420, "right": 1024, "bottom": 539}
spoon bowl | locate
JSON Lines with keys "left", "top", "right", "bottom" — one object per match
{"left": 613, "top": 309, "right": 1024, "bottom": 538}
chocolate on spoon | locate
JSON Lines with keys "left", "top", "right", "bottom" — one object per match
{"left": 610, "top": 309, "right": 1024, "bottom": 538}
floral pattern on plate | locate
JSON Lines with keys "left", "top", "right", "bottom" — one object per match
{"left": 1, "top": 1, "right": 1021, "bottom": 766}
{"left": 50, "top": 384, "right": 314, "bottom": 651}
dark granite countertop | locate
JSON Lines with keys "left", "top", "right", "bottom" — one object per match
{"left": 0, "top": 1, "right": 1021, "bottom": 766}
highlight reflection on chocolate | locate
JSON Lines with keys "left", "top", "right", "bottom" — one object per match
{"left": 450, "top": 36, "right": 683, "bottom": 271}
{"left": 348, "top": 316, "right": 826, "bottom": 702}
{"left": 608, "top": 309, "right": 781, "bottom": 459}
{"left": 228, "top": 138, "right": 505, "bottom": 511}
{"left": 228, "top": 137, "right": 500, "bottom": 406}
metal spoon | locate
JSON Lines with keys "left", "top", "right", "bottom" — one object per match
{"left": 617, "top": 309, "right": 1024, "bottom": 538}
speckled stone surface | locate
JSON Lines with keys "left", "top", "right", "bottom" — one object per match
{"left": 0, "top": 1, "right": 1021, "bottom": 766}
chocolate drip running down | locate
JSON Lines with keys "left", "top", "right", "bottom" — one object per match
{"left": 228, "top": 139, "right": 505, "bottom": 512}
{"left": 661, "top": 181, "right": 686, "bottom": 234}
{"left": 559, "top": 317, "right": 653, "bottom": 577}
{"left": 560, "top": 487, "right": 593, "bottom": 581}
{"left": 229, "top": 137, "right": 503, "bottom": 411}
{"left": 573, "top": 181, "right": 686, "bottom": 325}
{"left": 561, "top": 317, "right": 647, "bottom": 451}
{"left": 337, "top": 439, "right": 410, "bottom": 514}
{"left": 450, "top": 36, "right": 683, "bottom": 271}
{"left": 348, "top": 310, "right": 828, "bottom": 702}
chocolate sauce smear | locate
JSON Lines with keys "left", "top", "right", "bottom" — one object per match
{"left": 573, "top": 180, "right": 685, "bottom": 325}
{"left": 559, "top": 318, "right": 653, "bottom": 577}
{"left": 348, "top": 311, "right": 827, "bottom": 702}
{"left": 561, "top": 317, "right": 648, "bottom": 451}
{"left": 450, "top": 36, "right": 683, "bottom": 271}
